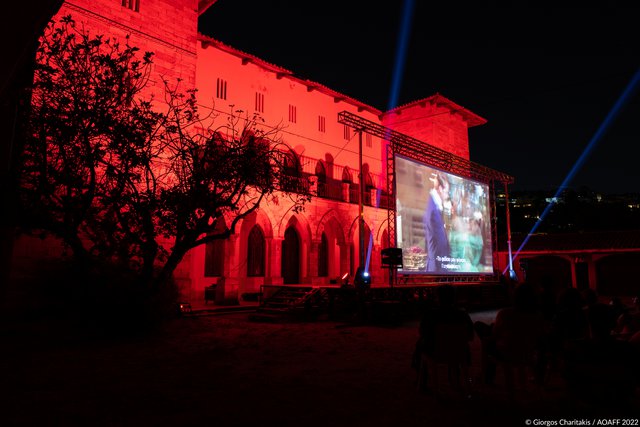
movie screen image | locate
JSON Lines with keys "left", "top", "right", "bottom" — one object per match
{"left": 395, "top": 155, "right": 494, "bottom": 274}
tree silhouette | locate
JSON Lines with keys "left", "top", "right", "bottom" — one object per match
{"left": 17, "top": 16, "right": 310, "bottom": 291}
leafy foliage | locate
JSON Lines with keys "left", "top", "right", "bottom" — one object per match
{"left": 18, "top": 16, "right": 310, "bottom": 288}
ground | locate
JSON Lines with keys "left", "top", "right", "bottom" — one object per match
{"left": 2, "top": 308, "right": 638, "bottom": 426}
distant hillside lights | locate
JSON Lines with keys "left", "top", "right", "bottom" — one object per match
{"left": 493, "top": 189, "right": 640, "bottom": 233}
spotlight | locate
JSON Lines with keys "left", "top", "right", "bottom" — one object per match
{"left": 354, "top": 266, "right": 371, "bottom": 289}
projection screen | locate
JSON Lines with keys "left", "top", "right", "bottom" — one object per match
{"left": 395, "top": 155, "right": 494, "bottom": 274}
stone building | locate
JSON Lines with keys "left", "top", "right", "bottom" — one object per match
{"left": 13, "top": 0, "right": 494, "bottom": 303}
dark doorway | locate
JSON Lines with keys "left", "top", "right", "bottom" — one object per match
{"left": 282, "top": 227, "right": 300, "bottom": 284}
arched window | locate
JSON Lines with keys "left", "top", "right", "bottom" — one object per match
{"left": 281, "top": 149, "right": 302, "bottom": 192}
{"left": 315, "top": 161, "right": 326, "bottom": 182}
{"left": 343, "top": 167, "right": 358, "bottom": 204}
{"left": 324, "top": 153, "right": 334, "bottom": 178}
{"left": 342, "top": 167, "right": 352, "bottom": 183}
{"left": 204, "top": 238, "right": 225, "bottom": 277}
{"left": 247, "top": 225, "right": 265, "bottom": 277}
{"left": 283, "top": 149, "right": 300, "bottom": 177}
{"left": 365, "top": 172, "right": 375, "bottom": 191}
{"left": 204, "top": 219, "right": 228, "bottom": 277}
{"left": 364, "top": 173, "right": 376, "bottom": 206}
{"left": 318, "top": 232, "right": 329, "bottom": 277}
{"left": 315, "top": 161, "right": 326, "bottom": 197}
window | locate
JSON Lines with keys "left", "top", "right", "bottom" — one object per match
{"left": 342, "top": 167, "right": 352, "bottom": 183}
{"left": 364, "top": 172, "right": 376, "bottom": 206}
{"left": 318, "top": 232, "right": 328, "bottom": 277}
{"left": 255, "top": 92, "right": 264, "bottom": 113}
{"left": 365, "top": 172, "right": 375, "bottom": 190}
{"left": 318, "top": 115, "right": 326, "bottom": 133}
{"left": 366, "top": 133, "right": 373, "bottom": 148}
{"left": 315, "top": 161, "right": 326, "bottom": 182}
{"left": 343, "top": 124, "right": 350, "bottom": 140}
{"left": 344, "top": 167, "right": 359, "bottom": 204}
{"left": 204, "top": 238, "right": 225, "bottom": 277}
{"left": 247, "top": 225, "right": 265, "bottom": 277}
{"left": 315, "top": 161, "right": 327, "bottom": 197}
{"left": 288, "top": 104, "right": 297, "bottom": 123}
{"left": 216, "top": 78, "right": 227, "bottom": 100}
{"left": 283, "top": 150, "right": 300, "bottom": 177}
{"left": 122, "top": 0, "right": 140, "bottom": 12}
{"left": 281, "top": 149, "right": 304, "bottom": 193}
{"left": 204, "top": 221, "right": 228, "bottom": 277}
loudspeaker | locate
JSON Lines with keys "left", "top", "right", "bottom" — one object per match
{"left": 381, "top": 247, "right": 403, "bottom": 267}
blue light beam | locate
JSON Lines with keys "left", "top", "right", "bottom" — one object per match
{"left": 365, "top": 232, "right": 374, "bottom": 273}
{"left": 387, "top": 0, "right": 415, "bottom": 111}
{"left": 363, "top": 0, "right": 414, "bottom": 275}
{"left": 504, "top": 67, "right": 640, "bottom": 274}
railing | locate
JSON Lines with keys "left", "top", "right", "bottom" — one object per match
{"left": 297, "top": 154, "right": 386, "bottom": 189}
{"left": 379, "top": 192, "right": 393, "bottom": 209}
{"left": 349, "top": 183, "right": 359, "bottom": 204}
{"left": 279, "top": 174, "right": 310, "bottom": 194}
{"left": 280, "top": 170, "right": 394, "bottom": 210}
{"left": 317, "top": 179, "right": 345, "bottom": 201}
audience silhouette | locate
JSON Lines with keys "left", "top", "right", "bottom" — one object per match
{"left": 546, "top": 287, "right": 589, "bottom": 374}
{"left": 564, "top": 301, "right": 639, "bottom": 412}
{"left": 474, "top": 282, "right": 548, "bottom": 395}
{"left": 415, "top": 284, "right": 474, "bottom": 395}
{"left": 412, "top": 279, "right": 639, "bottom": 409}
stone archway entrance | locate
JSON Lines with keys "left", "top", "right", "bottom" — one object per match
{"left": 282, "top": 226, "right": 300, "bottom": 284}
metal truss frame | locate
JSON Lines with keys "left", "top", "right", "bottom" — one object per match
{"left": 338, "top": 110, "right": 514, "bottom": 285}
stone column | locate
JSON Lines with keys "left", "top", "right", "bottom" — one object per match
{"left": 338, "top": 242, "right": 351, "bottom": 282}
{"left": 370, "top": 188, "right": 378, "bottom": 207}
{"left": 220, "top": 234, "right": 240, "bottom": 304}
{"left": 588, "top": 255, "right": 599, "bottom": 292}
{"left": 342, "top": 182, "right": 350, "bottom": 202}
{"left": 569, "top": 254, "right": 579, "bottom": 289}
{"left": 310, "top": 240, "right": 325, "bottom": 285}
{"left": 264, "top": 236, "right": 284, "bottom": 286}
{"left": 370, "top": 243, "right": 382, "bottom": 285}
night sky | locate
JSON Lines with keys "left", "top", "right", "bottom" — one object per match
{"left": 199, "top": 1, "right": 640, "bottom": 194}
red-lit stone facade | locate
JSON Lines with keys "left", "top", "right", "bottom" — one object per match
{"left": 14, "top": 0, "right": 488, "bottom": 303}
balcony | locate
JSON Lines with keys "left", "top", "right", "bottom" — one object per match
{"left": 279, "top": 174, "right": 310, "bottom": 194}
{"left": 279, "top": 153, "right": 391, "bottom": 209}
{"left": 316, "top": 180, "right": 344, "bottom": 201}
